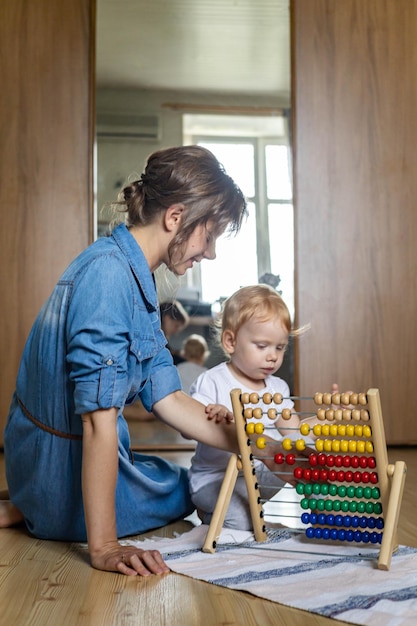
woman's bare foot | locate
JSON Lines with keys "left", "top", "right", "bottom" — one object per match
{"left": 0, "top": 501, "right": 24, "bottom": 527}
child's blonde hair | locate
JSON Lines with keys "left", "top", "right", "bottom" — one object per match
{"left": 181, "top": 334, "right": 210, "bottom": 363}
{"left": 214, "top": 285, "right": 304, "bottom": 355}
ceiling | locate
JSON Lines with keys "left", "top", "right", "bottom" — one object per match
{"left": 96, "top": 0, "right": 291, "bottom": 99}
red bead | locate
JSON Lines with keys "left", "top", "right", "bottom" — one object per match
{"left": 345, "top": 471, "right": 353, "bottom": 482}
{"left": 328, "top": 470, "right": 337, "bottom": 481}
{"left": 286, "top": 453, "right": 296, "bottom": 465}
{"left": 309, "top": 453, "right": 318, "bottom": 466}
{"left": 351, "top": 456, "right": 359, "bottom": 468}
{"left": 362, "top": 472, "right": 370, "bottom": 483}
{"left": 370, "top": 472, "right": 378, "bottom": 484}
{"left": 294, "top": 467, "right": 303, "bottom": 479}
{"left": 326, "top": 455, "right": 335, "bottom": 467}
{"left": 311, "top": 469, "right": 320, "bottom": 481}
{"left": 303, "top": 469, "right": 312, "bottom": 480}
{"left": 337, "top": 470, "right": 345, "bottom": 482}
{"left": 359, "top": 456, "right": 368, "bottom": 468}
{"left": 353, "top": 471, "right": 362, "bottom": 483}
{"left": 343, "top": 456, "right": 351, "bottom": 467}
{"left": 320, "top": 469, "right": 328, "bottom": 481}
{"left": 274, "top": 453, "right": 285, "bottom": 464}
{"left": 318, "top": 454, "right": 327, "bottom": 466}
{"left": 368, "top": 457, "right": 376, "bottom": 468}
{"left": 335, "top": 455, "right": 343, "bottom": 467}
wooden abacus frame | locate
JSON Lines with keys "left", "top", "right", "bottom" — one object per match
{"left": 202, "top": 388, "right": 407, "bottom": 570}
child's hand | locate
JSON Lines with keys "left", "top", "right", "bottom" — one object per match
{"left": 205, "top": 403, "right": 234, "bottom": 424}
{"left": 331, "top": 382, "right": 354, "bottom": 409}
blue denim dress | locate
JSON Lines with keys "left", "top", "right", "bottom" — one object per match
{"left": 4, "top": 224, "right": 193, "bottom": 541}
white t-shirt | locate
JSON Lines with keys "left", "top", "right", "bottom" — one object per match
{"left": 188, "top": 361, "right": 293, "bottom": 495}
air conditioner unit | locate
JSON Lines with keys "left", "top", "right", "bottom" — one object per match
{"left": 96, "top": 112, "right": 161, "bottom": 141}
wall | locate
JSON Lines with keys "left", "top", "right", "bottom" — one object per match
{"left": 0, "top": 0, "right": 95, "bottom": 441}
{"left": 292, "top": 0, "right": 417, "bottom": 443}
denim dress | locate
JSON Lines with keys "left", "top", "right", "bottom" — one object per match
{"left": 4, "top": 224, "right": 193, "bottom": 541}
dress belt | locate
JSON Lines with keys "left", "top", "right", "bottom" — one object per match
{"left": 17, "top": 396, "right": 83, "bottom": 441}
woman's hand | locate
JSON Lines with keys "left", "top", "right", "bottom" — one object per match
{"left": 90, "top": 541, "right": 170, "bottom": 576}
{"left": 205, "top": 403, "right": 234, "bottom": 424}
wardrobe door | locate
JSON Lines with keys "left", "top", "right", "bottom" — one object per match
{"left": 0, "top": 0, "right": 95, "bottom": 440}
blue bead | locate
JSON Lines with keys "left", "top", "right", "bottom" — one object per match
{"left": 301, "top": 513, "right": 310, "bottom": 524}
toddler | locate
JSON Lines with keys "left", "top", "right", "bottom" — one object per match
{"left": 188, "top": 284, "right": 302, "bottom": 530}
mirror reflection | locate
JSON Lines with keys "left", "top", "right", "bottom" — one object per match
{"left": 96, "top": 1, "right": 294, "bottom": 436}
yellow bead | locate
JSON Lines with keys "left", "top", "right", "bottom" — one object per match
{"left": 332, "top": 439, "right": 340, "bottom": 452}
{"left": 295, "top": 438, "right": 306, "bottom": 451}
{"left": 323, "top": 439, "right": 332, "bottom": 452}
{"left": 245, "top": 423, "right": 255, "bottom": 434}
{"left": 254, "top": 423, "right": 264, "bottom": 434}
{"left": 256, "top": 437, "right": 267, "bottom": 449}
{"left": 322, "top": 424, "right": 330, "bottom": 436}
{"left": 354, "top": 425, "right": 363, "bottom": 437}
{"left": 282, "top": 437, "right": 293, "bottom": 451}
{"left": 338, "top": 424, "right": 346, "bottom": 437}
{"left": 313, "top": 424, "right": 322, "bottom": 437}
{"left": 366, "top": 441, "right": 374, "bottom": 453}
{"left": 300, "top": 423, "right": 310, "bottom": 436}
{"left": 340, "top": 440, "right": 349, "bottom": 452}
{"left": 363, "top": 425, "right": 372, "bottom": 438}
{"left": 356, "top": 440, "right": 365, "bottom": 453}
{"left": 315, "top": 439, "right": 324, "bottom": 452}
{"left": 348, "top": 440, "right": 357, "bottom": 453}
{"left": 346, "top": 424, "right": 355, "bottom": 437}
{"left": 329, "top": 424, "right": 338, "bottom": 437}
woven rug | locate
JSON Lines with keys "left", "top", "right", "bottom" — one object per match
{"left": 126, "top": 525, "right": 417, "bottom": 626}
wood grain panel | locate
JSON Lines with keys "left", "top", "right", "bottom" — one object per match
{"left": 0, "top": 0, "right": 95, "bottom": 439}
{"left": 292, "top": 0, "right": 417, "bottom": 443}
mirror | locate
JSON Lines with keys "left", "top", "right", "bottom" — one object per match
{"left": 95, "top": 0, "right": 293, "bottom": 445}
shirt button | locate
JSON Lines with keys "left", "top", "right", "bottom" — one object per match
{"left": 106, "top": 359, "right": 114, "bottom": 366}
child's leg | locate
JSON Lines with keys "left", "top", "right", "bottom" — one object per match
{"left": 192, "top": 475, "right": 254, "bottom": 530}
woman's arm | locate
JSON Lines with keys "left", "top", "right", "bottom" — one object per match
{"left": 81, "top": 408, "right": 169, "bottom": 576}
{"left": 153, "top": 390, "right": 291, "bottom": 473}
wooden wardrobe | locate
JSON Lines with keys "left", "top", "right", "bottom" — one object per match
{"left": 292, "top": 0, "right": 417, "bottom": 443}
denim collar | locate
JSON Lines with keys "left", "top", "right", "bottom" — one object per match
{"left": 111, "top": 223, "right": 158, "bottom": 312}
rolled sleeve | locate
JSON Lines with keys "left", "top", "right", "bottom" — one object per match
{"left": 140, "top": 363, "right": 182, "bottom": 412}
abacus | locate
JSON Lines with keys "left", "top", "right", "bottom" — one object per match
{"left": 202, "top": 388, "right": 407, "bottom": 570}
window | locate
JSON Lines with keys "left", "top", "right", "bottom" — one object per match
{"left": 183, "top": 114, "right": 294, "bottom": 318}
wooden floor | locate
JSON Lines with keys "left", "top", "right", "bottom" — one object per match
{"left": 0, "top": 428, "right": 415, "bottom": 625}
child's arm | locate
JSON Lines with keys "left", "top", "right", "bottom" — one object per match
{"left": 81, "top": 408, "right": 170, "bottom": 576}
